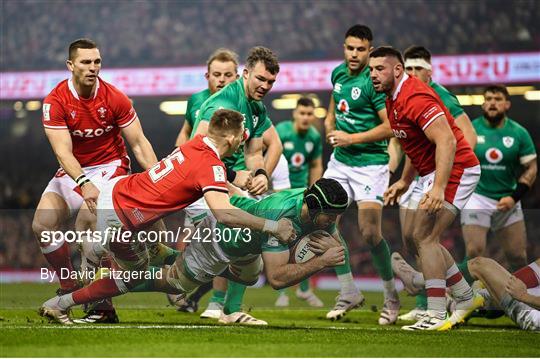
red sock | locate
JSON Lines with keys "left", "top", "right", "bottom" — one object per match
{"left": 42, "top": 242, "right": 78, "bottom": 290}
{"left": 72, "top": 278, "right": 122, "bottom": 305}
{"left": 513, "top": 265, "right": 539, "bottom": 289}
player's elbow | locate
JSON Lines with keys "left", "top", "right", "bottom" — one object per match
{"left": 267, "top": 275, "right": 287, "bottom": 290}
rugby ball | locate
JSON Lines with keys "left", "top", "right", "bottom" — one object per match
{"left": 289, "top": 230, "right": 334, "bottom": 264}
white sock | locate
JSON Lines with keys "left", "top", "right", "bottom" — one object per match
{"left": 446, "top": 263, "right": 473, "bottom": 302}
{"left": 383, "top": 279, "right": 399, "bottom": 300}
{"left": 58, "top": 293, "right": 76, "bottom": 310}
{"left": 425, "top": 278, "right": 447, "bottom": 317}
{"left": 338, "top": 273, "right": 357, "bottom": 294}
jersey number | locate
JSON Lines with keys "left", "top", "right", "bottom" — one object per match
{"left": 148, "top": 149, "right": 185, "bottom": 183}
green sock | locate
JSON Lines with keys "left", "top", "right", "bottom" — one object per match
{"left": 415, "top": 290, "right": 428, "bottom": 310}
{"left": 209, "top": 290, "right": 226, "bottom": 304}
{"left": 223, "top": 280, "right": 246, "bottom": 314}
{"left": 130, "top": 266, "right": 161, "bottom": 292}
{"left": 334, "top": 233, "right": 352, "bottom": 276}
{"left": 277, "top": 288, "right": 287, "bottom": 295}
{"left": 299, "top": 279, "right": 310, "bottom": 292}
{"left": 149, "top": 244, "right": 180, "bottom": 267}
{"left": 457, "top": 256, "right": 474, "bottom": 284}
{"left": 369, "top": 239, "right": 394, "bottom": 281}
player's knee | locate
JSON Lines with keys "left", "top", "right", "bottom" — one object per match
{"left": 468, "top": 256, "right": 490, "bottom": 276}
{"left": 359, "top": 227, "right": 380, "bottom": 246}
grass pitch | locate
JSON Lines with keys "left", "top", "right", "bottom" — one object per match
{"left": 1, "top": 283, "right": 539, "bottom": 357}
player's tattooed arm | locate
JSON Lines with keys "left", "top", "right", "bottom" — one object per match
{"left": 262, "top": 125, "right": 283, "bottom": 176}
{"left": 122, "top": 118, "right": 158, "bottom": 169}
{"left": 44, "top": 128, "right": 100, "bottom": 213}
{"left": 519, "top": 158, "right": 537, "bottom": 188}
{"left": 454, "top": 112, "right": 477, "bottom": 150}
{"left": 262, "top": 248, "right": 345, "bottom": 290}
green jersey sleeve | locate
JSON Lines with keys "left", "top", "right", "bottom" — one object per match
{"left": 517, "top": 125, "right": 537, "bottom": 162}
{"left": 252, "top": 106, "right": 272, "bottom": 138}
{"left": 367, "top": 80, "right": 387, "bottom": 112}
{"left": 184, "top": 97, "right": 195, "bottom": 127}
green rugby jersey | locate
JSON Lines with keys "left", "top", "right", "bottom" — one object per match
{"left": 276, "top": 120, "right": 322, "bottom": 188}
{"left": 473, "top": 117, "right": 536, "bottom": 200}
{"left": 217, "top": 189, "right": 336, "bottom": 258}
{"left": 192, "top": 78, "right": 272, "bottom": 169}
{"left": 185, "top": 88, "right": 211, "bottom": 129}
{"left": 430, "top": 81, "right": 465, "bottom": 119}
{"left": 331, "top": 63, "right": 388, "bottom": 167}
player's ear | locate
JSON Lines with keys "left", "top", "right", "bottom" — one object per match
{"left": 242, "top": 68, "right": 249, "bottom": 79}
{"left": 66, "top": 60, "right": 74, "bottom": 72}
{"left": 204, "top": 72, "right": 209, "bottom": 80}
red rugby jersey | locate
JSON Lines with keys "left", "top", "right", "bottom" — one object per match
{"left": 386, "top": 75, "right": 478, "bottom": 176}
{"left": 42, "top": 77, "right": 136, "bottom": 167}
{"left": 112, "top": 135, "right": 228, "bottom": 230}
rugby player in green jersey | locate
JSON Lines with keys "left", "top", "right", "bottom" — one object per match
{"left": 274, "top": 97, "right": 325, "bottom": 308}
{"left": 393, "top": 45, "right": 478, "bottom": 322}
{"left": 323, "top": 25, "right": 399, "bottom": 324}
{"left": 459, "top": 85, "right": 536, "bottom": 279}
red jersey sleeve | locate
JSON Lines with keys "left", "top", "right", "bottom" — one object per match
{"left": 42, "top": 95, "right": 68, "bottom": 129}
{"left": 405, "top": 93, "right": 446, "bottom": 132}
{"left": 197, "top": 156, "right": 229, "bottom": 194}
{"left": 110, "top": 88, "right": 138, "bottom": 128}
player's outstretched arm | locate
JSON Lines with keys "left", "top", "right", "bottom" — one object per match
{"left": 45, "top": 128, "right": 100, "bottom": 213}
{"left": 454, "top": 112, "right": 477, "bottom": 149}
{"left": 262, "top": 247, "right": 345, "bottom": 290}
{"left": 175, "top": 121, "right": 193, "bottom": 147}
{"left": 121, "top": 118, "right": 158, "bottom": 170}
{"left": 203, "top": 190, "right": 296, "bottom": 243}
{"left": 262, "top": 125, "right": 283, "bottom": 176}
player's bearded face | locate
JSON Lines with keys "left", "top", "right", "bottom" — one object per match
{"left": 68, "top": 48, "right": 101, "bottom": 87}
{"left": 244, "top": 62, "right": 277, "bottom": 101}
{"left": 482, "top": 91, "right": 509, "bottom": 124}
{"left": 343, "top": 37, "right": 371, "bottom": 73}
{"left": 206, "top": 60, "right": 238, "bottom": 94}
{"left": 293, "top": 105, "right": 315, "bottom": 131}
{"left": 369, "top": 57, "right": 393, "bottom": 93}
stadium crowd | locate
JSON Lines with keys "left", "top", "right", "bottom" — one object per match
{"left": 2, "top": 0, "right": 539, "bottom": 71}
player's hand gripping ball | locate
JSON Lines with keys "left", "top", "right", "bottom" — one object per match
{"left": 289, "top": 230, "right": 341, "bottom": 263}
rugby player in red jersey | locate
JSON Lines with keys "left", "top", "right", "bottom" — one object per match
{"left": 39, "top": 109, "right": 296, "bottom": 324}
{"left": 32, "top": 39, "right": 158, "bottom": 320}
{"left": 369, "top": 46, "right": 483, "bottom": 330}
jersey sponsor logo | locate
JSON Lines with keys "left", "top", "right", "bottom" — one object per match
{"left": 351, "top": 87, "right": 361, "bottom": 100}
{"left": 337, "top": 99, "right": 349, "bottom": 114}
{"left": 334, "top": 83, "right": 342, "bottom": 93}
{"left": 502, "top": 136, "right": 514, "bottom": 148}
{"left": 305, "top": 141, "right": 314, "bottom": 153}
{"left": 477, "top": 135, "right": 485, "bottom": 144}
{"left": 284, "top": 141, "right": 294, "bottom": 150}
{"left": 392, "top": 129, "right": 407, "bottom": 139}
{"left": 43, "top": 103, "right": 51, "bottom": 121}
{"left": 291, "top": 152, "right": 305, "bottom": 167}
{"left": 212, "top": 166, "right": 226, "bottom": 183}
{"left": 71, "top": 126, "right": 114, "bottom": 138}
{"left": 97, "top": 107, "right": 107, "bottom": 119}
{"left": 485, "top": 147, "right": 503, "bottom": 164}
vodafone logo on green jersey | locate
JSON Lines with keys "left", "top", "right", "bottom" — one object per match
{"left": 291, "top": 152, "right": 305, "bottom": 167}
{"left": 485, "top": 147, "right": 503, "bottom": 164}
{"left": 337, "top": 99, "right": 349, "bottom": 114}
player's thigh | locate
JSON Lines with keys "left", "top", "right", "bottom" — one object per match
{"left": 74, "top": 201, "right": 97, "bottom": 231}
{"left": 468, "top": 257, "right": 511, "bottom": 305}
{"left": 461, "top": 225, "right": 489, "bottom": 257}
{"left": 356, "top": 201, "right": 383, "bottom": 245}
{"left": 496, "top": 220, "right": 528, "bottom": 266}
{"left": 412, "top": 206, "right": 456, "bottom": 244}
{"left": 32, "top": 192, "right": 70, "bottom": 236}
{"left": 229, "top": 255, "right": 263, "bottom": 286}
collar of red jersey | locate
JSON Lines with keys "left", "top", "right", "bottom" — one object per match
{"left": 392, "top": 73, "right": 409, "bottom": 101}
{"left": 202, "top": 136, "right": 220, "bottom": 159}
{"left": 68, "top": 77, "right": 100, "bottom": 100}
